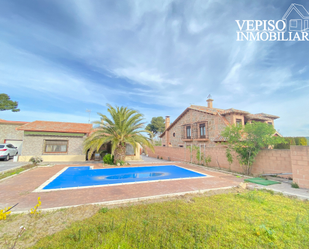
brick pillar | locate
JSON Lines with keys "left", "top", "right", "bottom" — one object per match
{"left": 291, "top": 145, "right": 309, "bottom": 188}
{"left": 165, "top": 116, "right": 170, "bottom": 146}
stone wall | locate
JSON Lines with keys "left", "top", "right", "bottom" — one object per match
{"left": 21, "top": 135, "right": 85, "bottom": 156}
{"left": 0, "top": 124, "right": 24, "bottom": 142}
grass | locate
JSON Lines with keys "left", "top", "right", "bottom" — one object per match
{"left": 1, "top": 189, "right": 309, "bottom": 248}
{"left": 4, "top": 189, "right": 307, "bottom": 248}
{"left": 0, "top": 164, "right": 35, "bottom": 181}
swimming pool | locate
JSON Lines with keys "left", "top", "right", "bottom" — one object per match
{"left": 36, "top": 165, "right": 208, "bottom": 192}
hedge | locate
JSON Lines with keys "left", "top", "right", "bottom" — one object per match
{"left": 274, "top": 137, "right": 308, "bottom": 149}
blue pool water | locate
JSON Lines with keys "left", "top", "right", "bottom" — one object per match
{"left": 42, "top": 165, "right": 207, "bottom": 190}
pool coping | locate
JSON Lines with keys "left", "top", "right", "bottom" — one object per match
{"left": 33, "top": 165, "right": 214, "bottom": 193}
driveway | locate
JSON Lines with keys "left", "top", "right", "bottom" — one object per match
{"left": 0, "top": 160, "right": 27, "bottom": 172}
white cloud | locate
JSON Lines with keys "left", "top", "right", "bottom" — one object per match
{"left": 0, "top": 0, "right": 308, "bottom": 136}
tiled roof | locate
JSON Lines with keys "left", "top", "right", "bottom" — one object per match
{"left": 159, "top": 103, "right": 279, "bottom": 138}
{"left": 0, "top": 119, "right": 29, "bottom": 124}
{"left": 17, "top": 121, "right": 92, "bottom": 133}
{"left": 190, "top": 106, "right": 250, "bottom": 115}
{"left": 245, "top": 114, "right": 271, "bottom": 121}
{"left": 255, "top": 113, "right": 280, "bottom": 119}
{"left": 221, "top": 108, "right": 250, "bottom": 115}
{"left": 189, "top": 105, "right": 221, "bottom": 115}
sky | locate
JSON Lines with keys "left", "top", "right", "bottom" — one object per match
{"left": 0, "top": 0, "right": 308, "bottom": 136}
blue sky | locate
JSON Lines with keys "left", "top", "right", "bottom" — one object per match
{"left": 0, "top": 0, "right": 308, "bottom": 136}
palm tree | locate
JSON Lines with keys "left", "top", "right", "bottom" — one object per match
{"left": 84, "top": 104, "right": 154, "bottom": 163}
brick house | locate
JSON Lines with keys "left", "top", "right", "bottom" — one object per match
{"left": 0, "top": 119, "right": 141, "bottom": 162}
{"left": 160, "top": 99, "right": 280, "bottom": 147}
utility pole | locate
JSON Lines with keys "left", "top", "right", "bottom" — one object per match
{"left": 86, "top": 109, "right": 91, "bottom": 123}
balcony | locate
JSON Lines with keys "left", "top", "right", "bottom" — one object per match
{"left": 181, "top": 122, "right": 209, "bottom": 142}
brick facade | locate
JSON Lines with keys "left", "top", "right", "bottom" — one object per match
{"left": 161, "top": 109, "right": 226, "bottom": 147}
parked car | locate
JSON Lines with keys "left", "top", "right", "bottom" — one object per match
{"left": 0, "top": 144, "right": 18, "bottom": 161}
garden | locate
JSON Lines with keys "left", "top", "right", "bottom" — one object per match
{"left": 1, "top": 189, "right": 309, "bottom": 248}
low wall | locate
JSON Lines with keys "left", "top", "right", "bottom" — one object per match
{"left": 291, "top": 146, "right": 309, "bottom": 189}
{"left": 146, "top": 146, "right": 292, "bottom": 176}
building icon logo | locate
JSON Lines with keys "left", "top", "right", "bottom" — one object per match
{"left": 282, "top": 3, "right": 309, "bottom": 32}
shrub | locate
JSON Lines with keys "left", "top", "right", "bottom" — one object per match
{"left": 298, "top": 137, "right": 308, "bottom": 146}
{"left": 29, "top": 156, "right": 43, "bottom": 166}
{"left": 294, "top": 137, "right": 301, "bottom": 146}
{"left": 275, "top": 137, "right": 308, "bottom": 149}
{"left": 291, "top": 182, "right": 299, "bottom": 188}
{"left": 99, "top": 207, "right": 109, "bottom": 213}
{"left": 116, "top": 160, "right": 125, "bottom": 166}
{"left": 103, "top": 154, "right": 114, "bottom": 164}
{"left": 30, "top": 197, "right": 42, "bottom": 216}
{"left": 286, "top": 137, "right": 296, "bottom": 145}
{"left": 0, "top": 206, "right": 12, "bottom": 220}
{"left": 274, "top": 138, "right": 290, "bottom": 149}
{"left": 99, "top": 150, "right": 108, "bottom": 158}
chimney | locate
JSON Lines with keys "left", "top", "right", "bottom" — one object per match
{"left": 207, "top": 99, "right": 214, "bottom": 108}
{"left": 165, "top": 116, "right": 170, "bottom": 130}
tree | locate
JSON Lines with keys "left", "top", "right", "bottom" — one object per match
{"left": 84, "top": 104, "right": 154, "bottom": 164}
{"left": 145, "top": 117, "right": 165, "bottom": 136}
{"left": 0, "top": 94, "right": 20, "bottom": 112}
{"left": 299, "top": 137, "right": 308, "bottom": 146}
{"left": 221, "top": 122, "right": 286, "bottom": 175}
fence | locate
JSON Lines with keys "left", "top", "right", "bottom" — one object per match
{"left": 146, "top": 145, "right": 309, "bottom": 189}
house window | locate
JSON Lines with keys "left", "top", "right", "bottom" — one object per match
{"left": 179, "top": 144, "right": 184, "bottom": 147}
{"left": 268, "top": 122, "right": 272, "bottom": 125}
{"left": 173, "top": 132, "right": 176, "bottom": 137}
{"left": 186, "top": 126, "right": 191, "bottom": 139}
{"left": 44, "top": 140, "right": 68, "bottom": 153}
{"left": 236, "top": 119, "right": 242, "bottom": 125}
{"left": 199, "top": 123, "right": 206, "bottom": 138}
{"left": 125, "top": 144, "right": 135, "bottom": 155}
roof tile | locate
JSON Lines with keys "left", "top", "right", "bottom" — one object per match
{"left": 0, "top": 119, "right": 29, "bottom": 124}
{"left": 17, "top": 121, "right": 92, "bottom": 133}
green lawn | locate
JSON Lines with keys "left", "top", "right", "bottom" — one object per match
{"left": 30, "top": 190, "right": 309, "bottom": 249}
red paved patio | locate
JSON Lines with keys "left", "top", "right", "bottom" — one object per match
{"left": 0, "top": 163, "right": 244, "bottom": 212}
